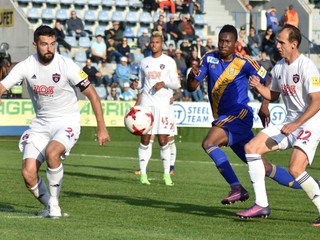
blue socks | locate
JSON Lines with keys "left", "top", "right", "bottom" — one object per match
{"left": 267, "top": 163, "right": 301, "bottom": 189}
{"left": 206, "top": 145, "right": 240, "bottom": 186}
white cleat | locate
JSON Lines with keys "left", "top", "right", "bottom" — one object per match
{"left": 48, "top": 198, "right": 62, "bottom": 219}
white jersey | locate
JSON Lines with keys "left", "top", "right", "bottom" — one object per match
{"left": 270, "top": 54, "right": 320, "bottom": 122}
{"left": 1, "top": 53, "right": 88, "bottom": 120}
{"left": 139, "top": 53, "right": 179, "bottom": 107}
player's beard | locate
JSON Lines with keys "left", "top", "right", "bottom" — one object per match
{"left": 38, "top": 52, "right": 54, "bottom": 64}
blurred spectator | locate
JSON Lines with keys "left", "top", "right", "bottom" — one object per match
{"left": 91, "top": 34, "right": 107, "bottom": 64}
{"left": 235, "top": 41, "right": 247, "bottom": 56}
{"left": 119, "top": 82, "right": 135, "bottom": 101}
{"left": 0, "top": 58, "right": 11, "bottom": 81}
{"left": 153, "top": 14, "right": 167, "bottom": 32}
{"left": 179, "top": 37, "right": 192, "bottom": 59}
{"left": 166, "top": 15, "right": 180, "bottom": 43}
{"left": 142, "top": 0, "right": 159, "bottom": 12}
{"left": 191, "top": 37, "right": 206, "bottom": 58}
{"left": 106, "top": 37, "right": 123, "bottom": 63}
{"left": 204, "top": 38, "right": 215, "bottom": 51}
{"left": 105, "top": 21, "right": 124, "bottom": 45}
{"left": 245, "top": 3, "right": 253, "bottom": 28}
{"left": 107, "top": 85, "right": 121, "bottom": 100}
{"left": 284, "top": 4, "right": 299, "bottom": 28}
{"left": 279, "top": 7, "right": 288, "bottom": 27}
{"left": 247, "top": 26, "right": 261, "bottom": 57}
{"left": 66, "top": 10, "right": 87, "bottom": 37}
{"left": 179, "top": 70, "right": 192, "bottom": 101}
{"left": 82, "top": 58, "right": 102, "bottom": 86}
{"left": 54, "top": 21, "right": 71, "bottom": 53}
{"left": 158, "top": 0, "right": 176, "bottom": 13}
{"left": 185, "top": 49, "right": 200, "bottom": 68}
{"left": 174, "top": 49, "right": 187, "bottom": 77}
{"left": 99, "top": 59, "right": 115, "bottom": 89}
{"left": 165, "top": 43, "right": 176, "bottom": 58}
{"left": 261, "top": 27, "right": 279, "bottom": 62}
{"left": 187, "top": 60, "right": 204, "bottom": 102}
{"left": 177, "top": 14, "right": 196, "bottom": 41}
{"left": 257, "top": 51, "right": 274, "bottom": 72}
{"left": 114, "top": 56, "right": 132, "bottom": 89}
{"left": 266, "top": 6, "right": 280, "bottom": 34}
{"left": 152, "top": 23, "right": 168, "bottom": 42}
{"left": 189, "top": 0, "right": 205, "bottom": 15}
{"left": 116, "top": 37, "right": 131, "bottom": 63}
{"left": 238, "top": 26, "right": 249, "bottom": 53}
{"left": 138, "top": 29, "right": 151, "bottom": 57}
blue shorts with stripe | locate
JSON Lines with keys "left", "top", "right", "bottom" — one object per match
{"left": 212, "top": 107, "right": 254, "bottom": 162}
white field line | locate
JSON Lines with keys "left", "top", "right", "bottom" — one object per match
{"left": 0, "top": 148, "right": 247, "bottom": 167}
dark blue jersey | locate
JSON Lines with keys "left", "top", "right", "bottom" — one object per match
{"left": 195, "top": 51, "right": 268, "bottom": 118}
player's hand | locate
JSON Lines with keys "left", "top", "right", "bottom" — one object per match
{"left": 153, "top": 81, "right": 165, "bottom": 92}
{"left": 249, "top": 75, "right": 261, "bottom": 88}
{"left": 97, "top": 128, "right": 111, "bottom": 146}
{"left": 190, "top": 66, "right": 200, "bottom": 77}
{"left": 280, "top": 122, "right": 299, "bottom": 136}
{"left": 258, "top": 100, "right": 270, "bottom": 128}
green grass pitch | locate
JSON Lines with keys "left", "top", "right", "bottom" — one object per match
{"left": 0, "top": 127, "right": 319, "bottom": 240}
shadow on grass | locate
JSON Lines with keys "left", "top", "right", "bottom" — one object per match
{"left": 63, "top": 191, "right": 234, "bottom": 218}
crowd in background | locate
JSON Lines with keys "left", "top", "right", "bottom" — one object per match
{"left": 0, "top": 2, "right": 301, "bottom": 103}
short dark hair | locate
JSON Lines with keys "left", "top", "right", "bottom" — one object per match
{"left": 34, "top": 25, "right": 56, "bottom": 42}
{"left": 280, "top": 24, "right": 301, "bottom": 47}
{"left": 219, "top": 24, "right": 238, "bottom": 42}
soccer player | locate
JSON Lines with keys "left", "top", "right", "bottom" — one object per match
{"left": 187, "top": 24, "right": 300, "bottom": 205}
{"left": 236, "top": 25, "right": 320, "bottom": 226}
{"left": 0, "top": 25, "right": 110, "bottom": 218}
{"left": 136, "top": 31, "right": 180, "bottom": 186}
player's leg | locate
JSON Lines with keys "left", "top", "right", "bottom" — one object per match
{"left": 289, "top": 132, "right": 320, "bottom": 226}
{"left": 134, "top": 135, "right": 154, "bottom": 175}
{"left": 168, "top": 136, "right": 176, "bottom": 174}
{"left": 236, "top": 129, "right": 280, "bottom": 218}
{"left": 158, "top": 134, "right": 173, "bottom": 186}
{"left": 46, "top": 121, "right": 80, "bottom": 218}
{"left": 139, "top": 134, "right": 152, "bottom": 185}
{"left": 19, "top": 127, "right": 50, "bottom": 216}
{"left": 45, "top": 140, "right": 65, "bottom": 218}
{"left": 203, "top": 126, "right": 248, "bottom": 204}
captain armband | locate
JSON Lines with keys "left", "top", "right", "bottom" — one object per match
{"left": 76, "top": 78, "right": 91, "bottom": 92}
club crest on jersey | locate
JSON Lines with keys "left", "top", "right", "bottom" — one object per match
{"left": 293, "top": 74, "right": 300, "bottom": 83}
{"left": 52, "top": 73, "right": 61, "bottom": 83}
{"left": 160, "top": 64, "right": 165, "bottom": 70}
{"left": 228, "top": 67, "right": 236, "bottom": 76}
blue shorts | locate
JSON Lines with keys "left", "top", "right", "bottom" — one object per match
{"left": 213, "top": 107, "right": 254, "bottom": 162}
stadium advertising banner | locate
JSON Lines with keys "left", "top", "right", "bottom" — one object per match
{"left": 0, "top": 100, "right": 287, "bottom": 128}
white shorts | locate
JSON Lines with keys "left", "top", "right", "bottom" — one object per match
{"left": 169, "top": 104, "right": 177, "bottom": 136}
{"left": 261, "top": 120, "right": 320, "bottom": 164}
{"left": 19, "top": 117, "right": 81, "bottom": 163}
{"left": 146, "top": 105, "right": 171, "bottom": 135}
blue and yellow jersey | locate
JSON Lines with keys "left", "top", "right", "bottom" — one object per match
{"left": 195, "top": 51, "right": 268, "bottom": 118}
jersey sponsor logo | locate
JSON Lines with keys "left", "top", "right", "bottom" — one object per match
{"left": 228, "top": 67, "right": 236, "bottom": 76}
{"left": 311, "top": 75, "right": 320, "bottom": 87}
{"left": 207, "top": 56, "right": 219, "bottom": 64}
{"left": 52, "top": 73, "right": 61, "bottom": 83}
{"left": 293, "top": 74, "right": 300, "bottom": 83}
{"left": 147, "top": 71, "right": 161, "bottom": 79}
{"left": 160, "top": 64, "right": 165, "bottom": 70}
{"left": 79, "top": 69, "right": 88, "bottom": 80}
{"left": 33, "top": 85, "right": 54, "bottom": 95}
{"left": 280, "top": 84, "right": 296, "bottom": 96}
{"left": 257, "top": 66, "right": 267, "bottom": 79}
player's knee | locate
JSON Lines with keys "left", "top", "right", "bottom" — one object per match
{"left": 21, "top": 168, "right": 37, "bottom": 187}
{"left": 288, "top": 165, "right": 302, "bottom": 179}
{"left": 244, "top": 141, "right": 257, "bottom": 154}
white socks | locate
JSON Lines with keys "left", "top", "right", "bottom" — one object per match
{"left": 246, "top": 154, "right": 268, "bottom": 207}
{"left": 29, "top": 177, "right": 50, "bottom": 206}
{"left": 169, "top": 140, "right": 176, "bottom": 167}
{"left": 46, "top": 163, "right": 64, "bottom": 202}
{"left": 160, "top": 144, "right": 171, "bottom": 174}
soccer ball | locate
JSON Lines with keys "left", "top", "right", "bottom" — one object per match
{"left": 124, "top": 106, "right": 154, "bottom": 136}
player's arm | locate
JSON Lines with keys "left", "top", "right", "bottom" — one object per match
{"left": 81, "top": 84, "right": 111, "bottom": 145}
{"left": 187, "top": 65, "right": 200, "bottom": 92}
{"left": 258, "top": 75, "right": 271, "bottom": 127}
{"left": 249, "top": 75, "right": 280, "bottom": 101}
